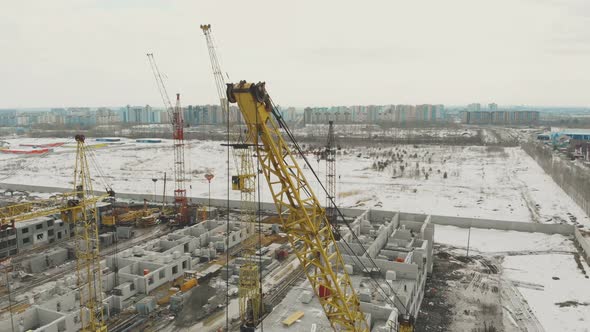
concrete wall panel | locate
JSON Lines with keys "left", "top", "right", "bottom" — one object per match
{"left": 430, "top": 214, "right": 574, "bottom": 235}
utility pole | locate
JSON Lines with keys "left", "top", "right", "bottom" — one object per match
{"left": 466, "top": 227, "right": 471, "bottom": 257}
{"left": 162, "top": 172, "right": 167, "bottom": 207}
{"left": 205, "top": 173, "right": 214, "bottom": 210}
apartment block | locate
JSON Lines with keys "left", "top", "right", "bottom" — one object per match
{"left": 461, "top": 110, "right": 539, "bottom": 125}
{"left": 303, "top": 104, "right": 445, "bottom": 125}
{"left": 16, "top": 216, "right": 74, "bottom": 250}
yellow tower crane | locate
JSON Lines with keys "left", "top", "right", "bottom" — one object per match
{"left": 200, "top": 24, "right": 261, "bottom": 330}
{"left": 0, "top": 134, "right": 111, "bottom": 332}
{"left": 69, "top": 134, "right": 108, "bottom": 332}
{"left": 227, "top": 82, "right": 370, "bottom": 331}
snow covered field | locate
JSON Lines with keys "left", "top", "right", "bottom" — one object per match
{"left": 503, "top": 254, "right": 590, "bottom": 332}
{"left": 2, "top": 136, "right": 589, "bottom": 331}
{"left": 0, "top": 136, "right": 588, "bottom": 229}
{"left": 434, "top": 224, "right": 576, "bottom": 254}
{"left": 435, "top": 225, "right": 590, "bottom": 332}
{"left": 300, "top": 124, "right": 478, "bottom": 139}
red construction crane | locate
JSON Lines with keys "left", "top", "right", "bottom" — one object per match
{"left": 172, "top": 93, "right": 188, "bottom": 222}
{"left": 147, "top": 53, "right": 188, "bottom": 225}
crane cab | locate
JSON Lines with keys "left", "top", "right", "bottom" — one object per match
{"left": 232, "top": 175, "right": 244, "bottom": 191}
{"left": 232, "top": 174, "right": 255, "bottom": 192}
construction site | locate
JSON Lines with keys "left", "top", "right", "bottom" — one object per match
{"left": 1, "top": 25, "right": 590, "bottom": 332}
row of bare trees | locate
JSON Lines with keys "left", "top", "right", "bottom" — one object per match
{"left": 522, "top": 142, "right": 590, "bottom": 219}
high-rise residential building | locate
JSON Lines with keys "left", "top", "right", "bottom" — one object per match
{"left": 120, "top": 105, "right": 160, "bottom": 124}
{"left": 460, "top": 110, "right": 539, "bottom": 125}
{"left": 16, "top": 112, "right": 44, "bottom": 126}
{"left": 416, "top": 104, "right": 435, "bottom": 121}
{"left": 434, "top": 104, "right": 445, "bottom": 120}
{"left": 0, "top": 110, "right": 17, "bottom": 127}
{"left": 488, "top": 103, "right": 498, "bottom": 111}
{"left": 350, "top": 105, "right": 366, "bottom": 123}
{"left": 280, "top": 107, "right": 297, "bottom": 122}
{"left": 96, "top": 108, "right": 120, "bottom": 125}
{"left": 159, "top": 110, "right": 169, "bottom": 124}
{"left": 300, "top": 104, "right": 445, "bottom": 125}
{"left": 303, "top": 107, "right": 313, "bottom": 125}
{"left": 184, "top": 105, "right": 225, "bottom": 126}
{"left": 64, "top": 108, "right": 95, "bottom": 127}
{"left": 467, "top": 103, "right": 481, "bottom": 112}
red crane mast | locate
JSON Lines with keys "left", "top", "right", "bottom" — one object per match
{"left": 147, "top": 54, "right": 188, "bottom": 224}
{"left": 172, "top": 93, "right": 187, "bottom": 220}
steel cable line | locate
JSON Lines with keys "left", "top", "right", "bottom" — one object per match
{"left": 267, "top": 97, "right": 410, "bottom": 314}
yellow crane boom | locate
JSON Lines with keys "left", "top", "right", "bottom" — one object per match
{"left": 227, "top": 81, "right": 369, "bottom": 331}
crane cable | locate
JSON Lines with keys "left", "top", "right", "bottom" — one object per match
{"left": 276, "top": 115, "right": 407, "bottom": 312}
{"left": 208, "top": 29, "right": 245, "bottom": 144}
{"left": 268, "top": 97, "right": 410, "bottom": 314}
{"left": 85, "top": 146, "right": 113, "bottom": 193}
{"left": 255, "top": 97, "right": 264, "bottom": 331}
{"left": 225, "top": 90, "right": 231, "bottom": 331}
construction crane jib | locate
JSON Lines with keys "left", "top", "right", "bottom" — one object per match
{"left": 227, "top": 81, "right": 369, "bottom": 332}
{"left": 200, "top": 24, "right": 229, "bottom": 117}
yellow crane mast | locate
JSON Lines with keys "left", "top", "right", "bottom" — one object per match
{"left": 227, "top": 81, "right": 369, "bottom": 331}
{"left": 200, "top": 24, "right": 261, "bottom": 330}
{"left": 68, "top": 134, "right": 108, "bottom": 332}
{"left": 0, "top": 135, "right": 110, "bottom": 332}
{"left": 234, "top": 145, "right": 260, "bottom": 329}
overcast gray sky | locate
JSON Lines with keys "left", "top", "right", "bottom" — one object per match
{"left": 1, "top": 0, "right": 589, "bottom": 108}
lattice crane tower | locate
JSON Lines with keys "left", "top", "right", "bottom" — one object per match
{"left": 146, "top": 53, "right": 188, "bottom": 224}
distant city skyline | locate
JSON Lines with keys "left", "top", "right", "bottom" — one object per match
{"left": 2, "top": 103, "right": 589, "bottom": 113}
{"left": 1, "top": 1, "right": 589, "bottom": 108}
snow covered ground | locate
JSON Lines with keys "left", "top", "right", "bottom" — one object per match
{"left": 503, "top": 254, "right": 590, "bottom": 332}
{"left": 2, "top": 136, "right": 589, "bottom": 331}
{"left": 0, "top": 137, "right": 588, "bottom": 229}
{"left": 435, "top": 225, "right": 590, "bottom": 332}
{"left": 300, "top": 124, "right": 478, "bottom": 139}
{"left": 434, "top": 224, "right": 576, "bottom": 254}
